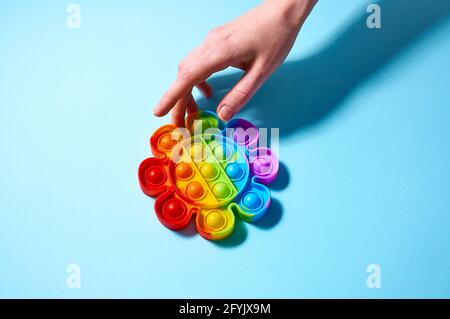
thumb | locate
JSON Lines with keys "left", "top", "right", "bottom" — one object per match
{"left": 217, "top": 66, "right": 267, "bottom": 121}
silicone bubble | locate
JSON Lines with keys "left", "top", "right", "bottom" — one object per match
{"left": 138, "top": 111, "right": 279, "bottom": 240}
{"left": 225, "top": 163, "right": 244, "bottom": 181}
{"left": 186, "top": 182, "right": 206, "bottom": 200}
{"left": 159, "top": 134, "right": 177, "bottom": 151}
{"left": 175, "top": 163, "right": 193, "bottom": 180}
{"left": 242, "top": 192, "right": 263, "bottom": 211}
{"left": 163, "top": 199, "right": 186, "bottom": 220}
{"left": 206, "top": 210, "right": 226, "bottom": 229}
{"left": 200, "top": 163, "right": 219, "bottom": 180}
{"left": 212, "top": 182, "right": 231, "bottom": 199}
{"left": 146, "top": 166, "right": 166, "bottom": 186}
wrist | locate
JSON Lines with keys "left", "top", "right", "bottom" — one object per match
{"left": 265, "top": 0, "right": 317, "bottom": 29}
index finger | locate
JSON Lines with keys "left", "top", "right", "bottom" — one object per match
{"left": 153, "top": 50, "right": 229, "bottom": 116}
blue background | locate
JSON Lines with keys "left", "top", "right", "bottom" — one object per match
{"left": 1, "top": 0, "right": 449, "bottom": 298}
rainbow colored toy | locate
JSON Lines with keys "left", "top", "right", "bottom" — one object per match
{"left": 138, "top": 111, "right": 278, "bottom": 240}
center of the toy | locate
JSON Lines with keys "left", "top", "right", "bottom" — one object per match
{"left": 169, "top": 134, "right": 248, "bottom": 209}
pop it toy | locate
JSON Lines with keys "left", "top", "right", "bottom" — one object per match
{"left": 138, "top": 111, "right": 278, "bottom": 240}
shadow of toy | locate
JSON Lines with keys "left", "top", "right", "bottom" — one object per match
{"left": 213, "top": 162, "right": 289, "bottom": 248}
{"left": 174, "top": 163, "right": 289, "bottom": 247}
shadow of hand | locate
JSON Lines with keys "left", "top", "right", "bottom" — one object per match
{"left": 197, "top": 0, "right": 450, "bottom": 137}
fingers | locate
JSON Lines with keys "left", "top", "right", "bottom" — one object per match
{"left": 196, "top": 81, "right": 213, "bottom": 98}
{"left": 154, "top": 81, "right": 192, "bottom": 117}
{"left": 186, "top": 94, "right": 199, "bottom": 115}
{"left": 171, "top": 94, "right": 190, "bottom": 127}
{"left": 170, "top": 94, "right": 198, "bottom": 127}
{"left": 154, "top": 51, "right": 228, "bottom": 117}
{"left": 217, "top": 65, "right": 268, "bottom": 121}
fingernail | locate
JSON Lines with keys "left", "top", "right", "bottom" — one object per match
{"left": 219, "top": 105, "right": 233, "bottom": 121}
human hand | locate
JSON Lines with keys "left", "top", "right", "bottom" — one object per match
{"left": 153, "top": 0, "right": 317, "bottom": 125}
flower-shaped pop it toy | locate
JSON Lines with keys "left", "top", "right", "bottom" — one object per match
{"left": 138, "top": 111, "right": 278, "bottom": 240}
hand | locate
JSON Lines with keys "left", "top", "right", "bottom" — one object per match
{"left": 153, "top": 0, "right": 317, "bottom": 125}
